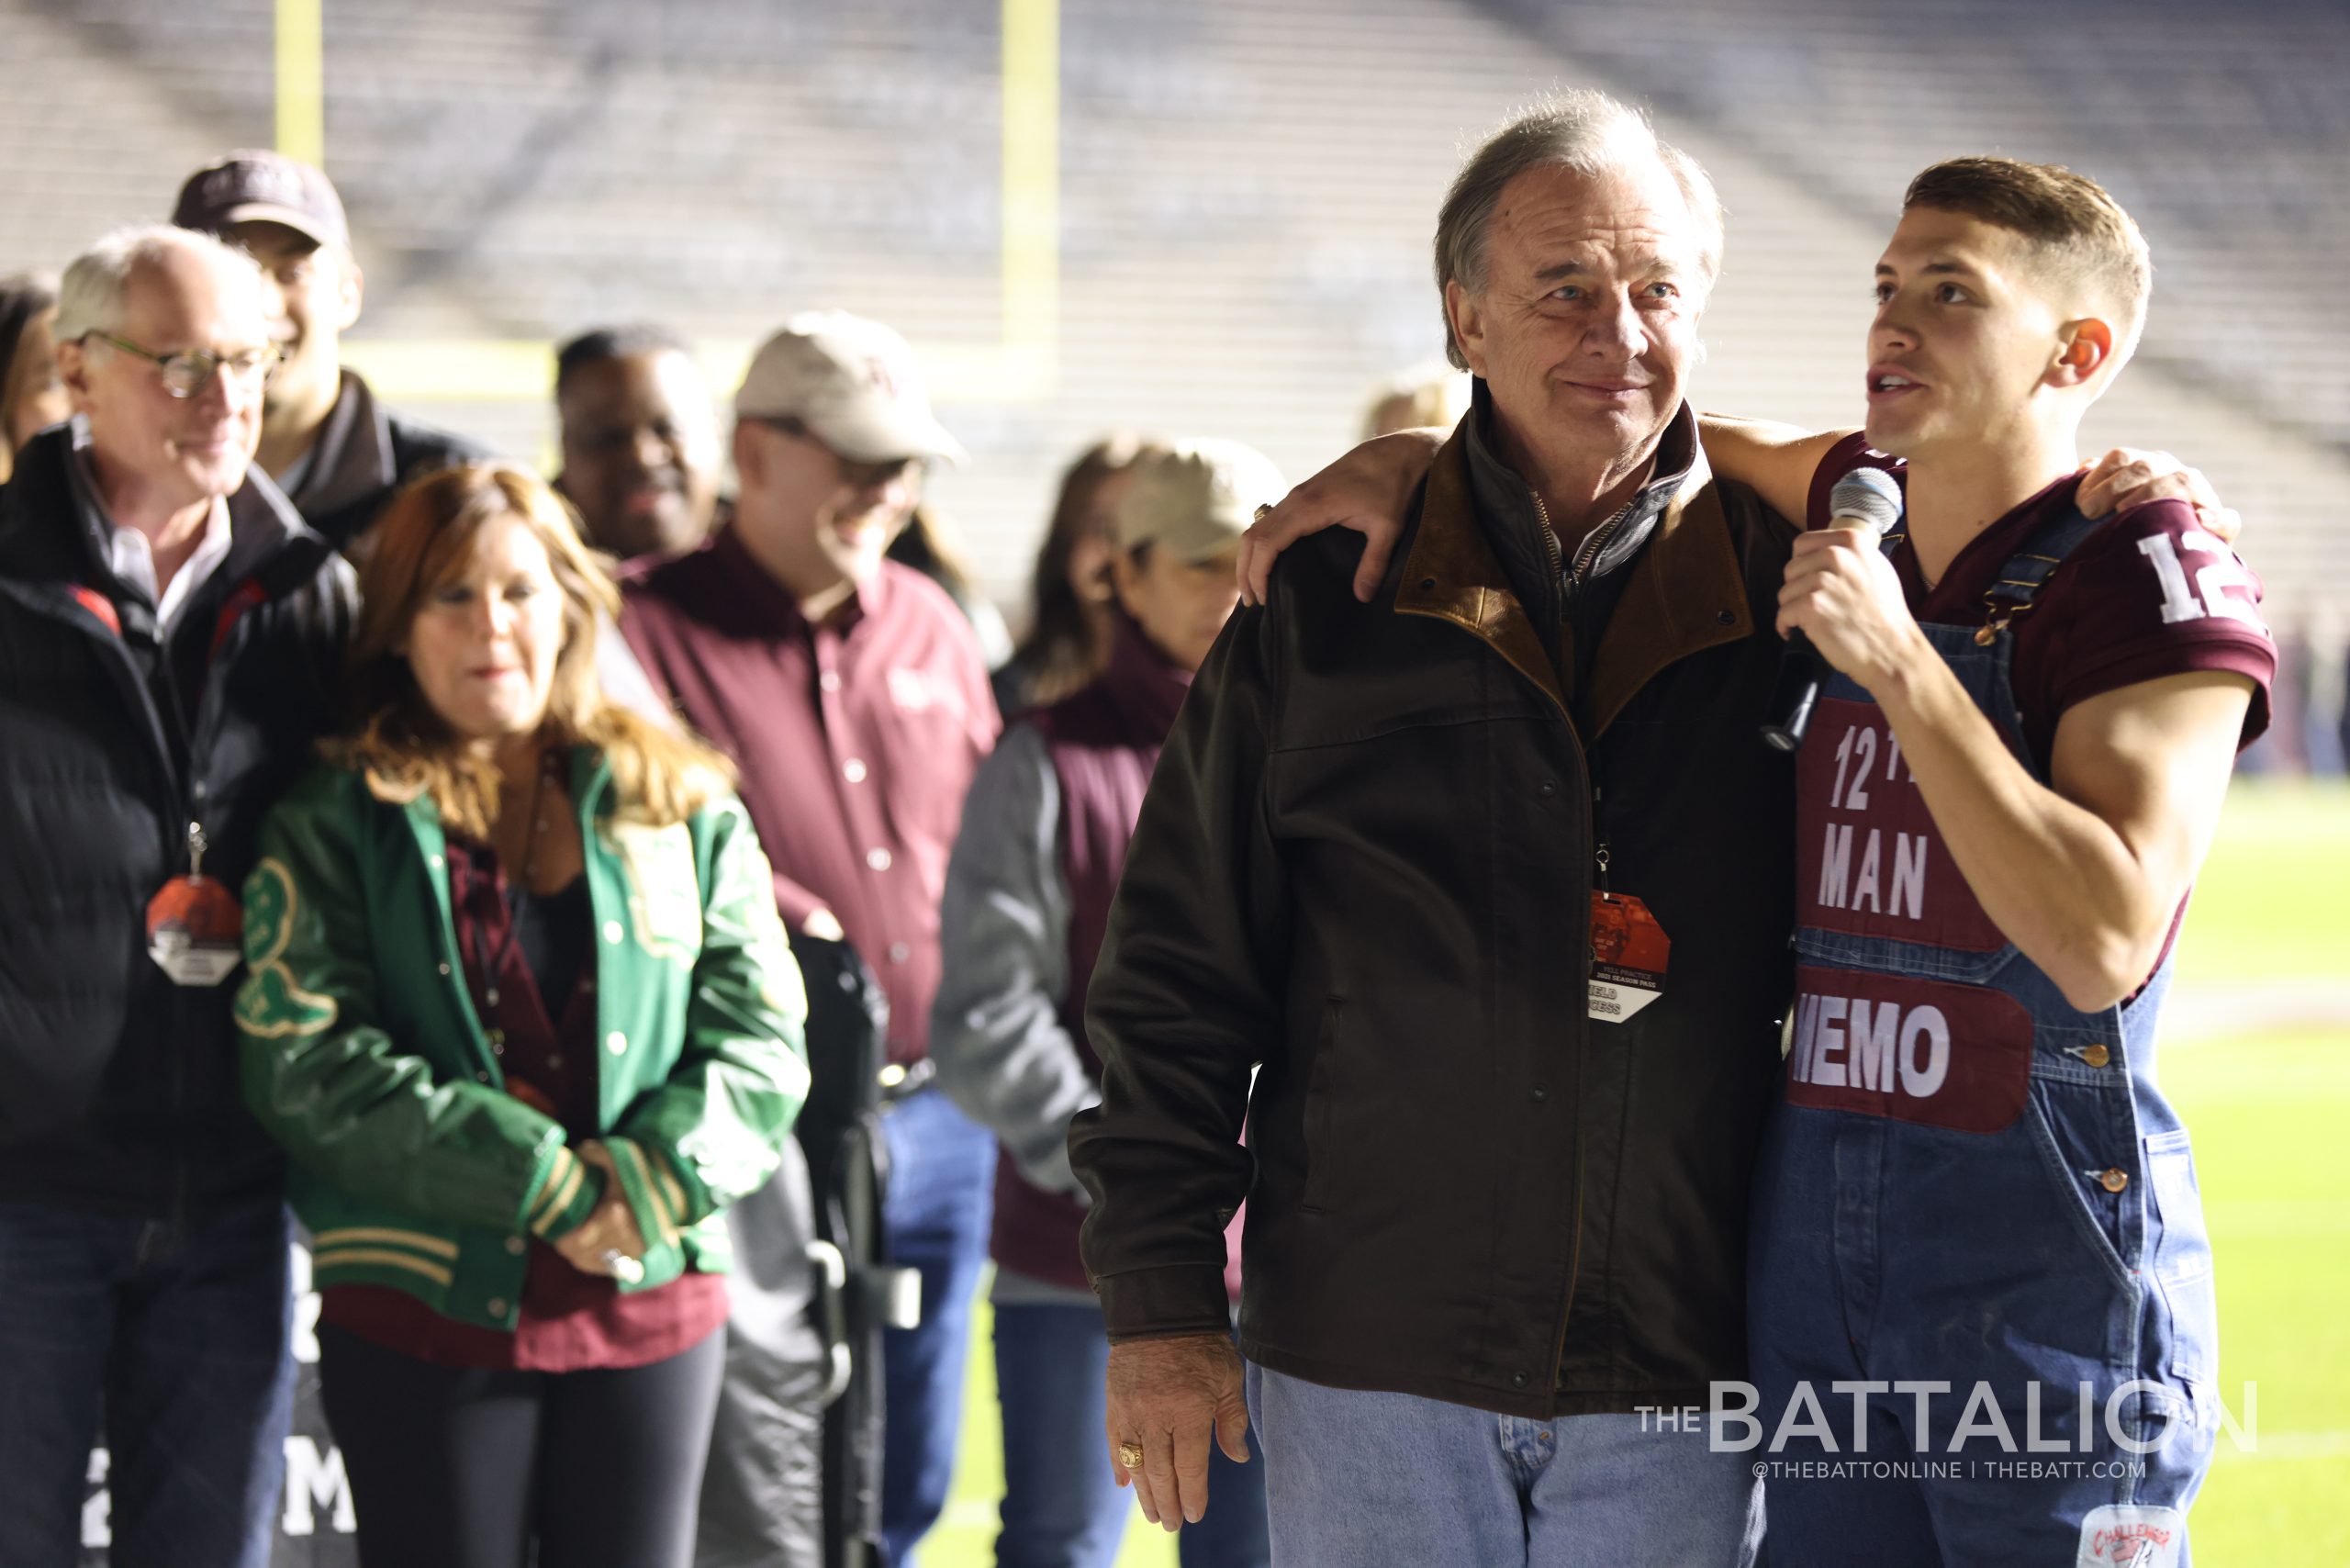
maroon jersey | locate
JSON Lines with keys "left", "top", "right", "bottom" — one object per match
{"left": 1807, "top": 432, "right": 2275, "bottom": 764}
{"left": 1789, "top": 436, "right": 2278, "bottom": 1031}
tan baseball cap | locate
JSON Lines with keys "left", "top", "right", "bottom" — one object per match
{"left": 172, "top": 151, "right": 351, "bottom": 252}
{"left": 734, "top": 310, "right": 966, "bottom": 465}
{"left": 1111, "top": 439, "right": 1285, "bottom": 563}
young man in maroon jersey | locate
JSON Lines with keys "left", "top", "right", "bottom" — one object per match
{"left": 1740, "top": 156, "right": 2268, "bottom": 1567}
{"left": 1238, "top": 154, "right": 2269, "bottom": 1565}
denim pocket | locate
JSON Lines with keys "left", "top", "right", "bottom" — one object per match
{"left": 2144, "top": 1128, "right": 2219, "bottom": 1387}
{"left": 2023, "top": 1079, "right": 2139, "bottom": 1292}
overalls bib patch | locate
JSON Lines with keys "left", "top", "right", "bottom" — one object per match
{"left": 1749, "top": 505, "right": 2220, "bottom": 1567}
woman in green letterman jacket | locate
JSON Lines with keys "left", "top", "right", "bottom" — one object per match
{"left": 234, "top": 463, "right": 809, "bottom": 1568}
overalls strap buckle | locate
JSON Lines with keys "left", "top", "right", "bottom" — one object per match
{"left": 1972, "top": 498, "right": 2107, "bottom": 645}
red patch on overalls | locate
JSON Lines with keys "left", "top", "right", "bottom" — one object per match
{"left": 1796, "top": 698, "right": 2008, "bottom": 953}
{"left": 1785, "top": 964, "right": 2032, "bottom": 1133}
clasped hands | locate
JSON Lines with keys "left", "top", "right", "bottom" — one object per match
{"left": 550, "top": 1139, "right": 648, "bottom": 1281}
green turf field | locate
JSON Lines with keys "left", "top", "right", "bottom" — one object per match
{"left": 919, "top": 779, "right": 2350, "bottom": 1567}
{"left": 2152, "top": 780, "right": 2350, "bottom": 1563}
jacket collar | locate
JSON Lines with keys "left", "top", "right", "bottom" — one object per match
{"left": 1463, "top": 393, "right": 1699, "bottom": 583}
{"left": 1458, "top": 394, "right": 1561, "bottom": 643}
{"left": 1393, "top": 425, "right": 1570, "bottom": 720}
{"left": 1394, "top": 402, "right": 1751, "bottom": 737}
{"left": 282, "top": 368, "right": 397, "bottom": 524}
{"left": 1581, "top": 453, "right": 1748, "bottom": 736}
{"left": 396, "top": 745, "right": 618, "bottom": 864}
{"left": 0, "top": 421, "right": 106, "bottom": 585}
{"left": 0, "top": 419, "right": 317, "bottom": 599}
{"left": 1457, "top": 392, "right": 1701, "bottom": 680}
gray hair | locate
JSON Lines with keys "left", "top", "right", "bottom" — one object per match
{"left": 1433, "top": 91, "right": 1726, "bottom": 371}
{"left": 54, "top": 224, "right": 264, "bottom": 344}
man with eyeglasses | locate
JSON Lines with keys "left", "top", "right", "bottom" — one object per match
{"left": 173, "top": 150, "right": 483, "bottom": 552}
{"left": 0, "top": 225, "right": 354, "bottom": 1567}
{"left": 621, "top": 311, "right": 1000, "bottom": 1566}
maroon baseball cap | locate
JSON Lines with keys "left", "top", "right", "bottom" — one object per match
{"left": 172, "top": 151, "right": 350, "bottom": 252}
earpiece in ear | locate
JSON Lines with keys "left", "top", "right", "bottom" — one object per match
{"left": 2056, "top": 319, "right": 2114, "bottom": 376}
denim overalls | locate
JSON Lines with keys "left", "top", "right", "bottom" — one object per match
{"left": 1749, "top": 505, "right": 2220, "bottom": 1567}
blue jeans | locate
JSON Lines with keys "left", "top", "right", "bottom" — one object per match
{"left": 0, "top": 1195, "right": 297, "bottom": 1568}
{"left": 880, "top": 1088, "right": 998, "bottom": 1564}
{"left": 1245, "top": 1364, "right": 1762, "bottom": 1568}
{"left": 995, "top": 1304, "right": 1270, "bottom": 1568}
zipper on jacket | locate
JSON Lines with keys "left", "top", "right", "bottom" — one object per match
{"left": 162, "top": 605, "right": 243, "bottom": 1230}
{"left": 1533, "top": 492, "right": 1566, "bottom": 596}
{"left": 1591, "top": 784, "right": 1606, "bottom": 905}
{"left": 167, "top": 819, "right": 213, "bottom": 1233}
{"left": 1529, "top": 492, "right": 1572, "bottom": 692}
{"left": 1543, "top": 489, "right": 1636, "bottom": 715}
{"left": 1538, "top": 489, "right": 1639, "bottom": 596}
{"left": 1569, "top": 497, "right": 1639, "bottom": 587}
{"left": 164, "top": 575, "right": 289, "bottom": 1224}
{"left": 185, "top": 598, "right": 258, "bottom": 798}
{"left": 1541, "top": 789, "right": 1613, "bottom": 1406}
{"left": 140, "top": 630, "right": 201, "bottom": 1231}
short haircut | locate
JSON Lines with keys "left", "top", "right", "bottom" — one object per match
{"left": 54, "top": 224, "right": 263, "bottom": 344}
{"left": 1902, "top": 157, "right": 2152, "bottom": 363}
{"left": 1433, "top": 90, "right": 1724, "bottom": 372}
{"left": 554, "top": 323, "right": 694, "bottom": 398}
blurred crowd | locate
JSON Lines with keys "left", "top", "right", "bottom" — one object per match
{"left": 0, "top": 147, "right": 1448, "bottom": 1568}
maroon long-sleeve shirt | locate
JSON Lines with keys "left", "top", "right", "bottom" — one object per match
{"left": 620, "top": 524, "right": 999, "bottom": 1064}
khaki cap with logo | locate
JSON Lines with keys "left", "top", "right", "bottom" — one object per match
{"left": 172, "top": 151, "right": 352, "bottom": 252}
{"left": 735, "top": 310, "right": 966, "bottom": 465}
{"left": 1112, "top": 439, "right": 1286, "bottom": 563}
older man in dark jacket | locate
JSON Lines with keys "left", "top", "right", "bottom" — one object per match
{"left": 0, "top": 225, "right": 352, "bottom": 1568}
{"left": 1071, "top": 92, "right": 1787, "bottom": 1567}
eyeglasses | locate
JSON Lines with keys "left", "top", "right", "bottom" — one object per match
{"left": 751, "top": 416, "right": 921, "bottom": 489}
{"left": 84, "top": 332, "right": 281, "bottom": 398}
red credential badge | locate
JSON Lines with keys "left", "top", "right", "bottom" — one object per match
{"left": 147, "top": 822, "right": 243, "bottom": 986}
{"left": 1587, "top": 890, "right": 1670, "bottom": 1023}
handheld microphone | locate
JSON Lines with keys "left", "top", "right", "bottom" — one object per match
{"left": 1760, "top": 465, "right": 1905, "bottom": 753}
